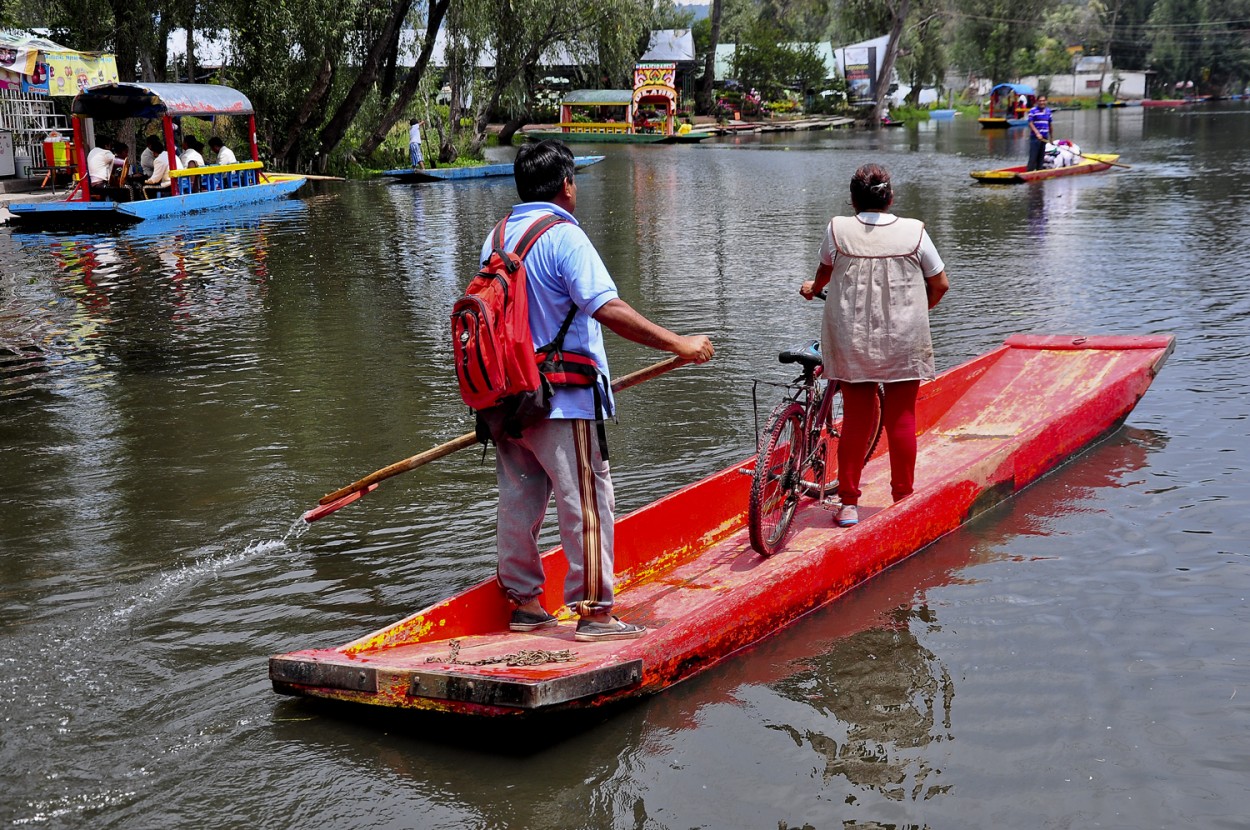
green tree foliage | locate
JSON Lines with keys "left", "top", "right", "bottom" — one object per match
{"left": 732, "top": 21, "right": 827, "bottom": 99}
{"left": 759, "top": 0, "right": 833, "bottom": 40}
{"left": 895, "top": 4, "right": 948, "bottom": 103}
{"left": 438, "top": 0, "right": 653, "bottom": 155}
{"left": 951, "top": 0, "right": 1056, "bottom": 82}
{"left": 1108, "top": 0, "right": 1157, "bottom": 71}
{"left": 1147, "top": 0, "right": 1250, "bottom": 92}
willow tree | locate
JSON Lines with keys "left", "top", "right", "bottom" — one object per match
{"left": 355, "top": 0, "right": 450, "bottom": 159}
{"left": 949, "top": 0, "right": 1055, "bottom": 85}
{"left": 836, "top": 0, "right": 946, "bottom": 122}
{"left": 441, "top": 0, "right": 654, "bottom": 156}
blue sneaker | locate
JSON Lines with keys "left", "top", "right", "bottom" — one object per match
{"left": 835, "top": 504, "right": 859, "bottom": 527}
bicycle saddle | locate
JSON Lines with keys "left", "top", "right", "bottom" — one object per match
{"left": 778, "top": 341, "right": 822, "bottom": 369}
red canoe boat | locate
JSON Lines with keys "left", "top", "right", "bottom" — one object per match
{"left": 271, "top": 334, "right": 1174, "bottom": 717}
{"left": 971, "top": 153, "right": 1120, "bottom": 183}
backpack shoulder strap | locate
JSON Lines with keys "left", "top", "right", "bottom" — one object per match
{"left": 511, "top": 214, "right": 567, "bottom": 259}
{"left": 486, "top": 213, "right": 510, "bottom": 264}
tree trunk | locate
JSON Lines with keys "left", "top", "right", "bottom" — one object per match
{"left": 153, "top": 16, "right": 171, "bottom": 82}
{"left": 186, "top": 17, "right": 197, "bottom": 83}
{"left": 109, "top": 0, "right": 144, "bottom": 83}
{"left": 275, "top": 55, "right": 336, "bottom": 169}
{"left": 315, "top": 0, "right": 415, "bottom": 172}
{"left": 698, "top": 0, "right": 723, "bottom": 114}
{"left": 355, "top": 0, "right": 450, "bottom": 159}
{"left": 498, "top": 118, "right": 525, "bottom": 145}
{"left": 872, "top": 0, "right": 909, "bottom": 125}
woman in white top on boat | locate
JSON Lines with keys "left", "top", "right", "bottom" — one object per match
{"left": 799, "top": 163, "right": 949, "bottom": 528}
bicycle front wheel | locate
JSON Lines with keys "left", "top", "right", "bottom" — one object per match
{"left": 749, "top": 401, "right": 805, "bottom": 556}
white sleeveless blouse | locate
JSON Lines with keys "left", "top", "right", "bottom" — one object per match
{"left": 820, "top": 214, "right": 936, "bottom": 383}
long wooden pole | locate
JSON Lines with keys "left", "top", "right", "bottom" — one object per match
{"left": 1074, "top": 150, "right": 1132, "bottom": 169}
{"left": 304, "top": 356, "right": 691, "bottom": 522}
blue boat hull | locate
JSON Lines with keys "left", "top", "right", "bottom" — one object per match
{"left": 382, "top": 155, "right": 605, "bottom": 183}
{"left": 7, "top": 176, "right": 307, "bottom": 228}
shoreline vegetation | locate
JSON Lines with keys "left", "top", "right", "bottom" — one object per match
{"left": 7, "top": 0, "right": 1239, "bottom": 178}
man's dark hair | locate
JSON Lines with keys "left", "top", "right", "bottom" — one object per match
{"left": 145, "top": 135, "right": 162, "bottom": 151}
{"left": 208, "top": 136, "right": 224, "bottom": 149}
{"left": 849, "top": 163, "right": 893, "bottom": 212}
{"left": 111, "top": 141, "right": 128, "bottom": 155}
{"left": 515, "top": 139, "right": 575, "bottom": 202}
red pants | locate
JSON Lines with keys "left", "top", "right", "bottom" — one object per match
{"left": 837, "top": 379, "right": 920, "bottom": 506}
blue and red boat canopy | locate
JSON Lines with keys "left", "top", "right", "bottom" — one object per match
{"left": 987, "top": 82, "right": 1036, "bottom": 99}
{"left": 71, "top": 82, "right": 254, "bottom": 119}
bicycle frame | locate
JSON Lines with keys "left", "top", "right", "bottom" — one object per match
{"left": 752, "top": 363, "right": 840, "bottom": 501}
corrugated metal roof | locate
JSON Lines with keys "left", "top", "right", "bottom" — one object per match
{"left": 71, "top": 82, "right": 254, "bottom": 118}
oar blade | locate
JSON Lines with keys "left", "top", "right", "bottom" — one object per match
{"left": 302, "top": 483, "right": 380, "bottom": 523}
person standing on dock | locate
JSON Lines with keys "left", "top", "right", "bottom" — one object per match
{"left": 1026, "top": 95, "right": 1053, "bottom": 171}
{"left": 799, "top": 163, "right": 949, "bottom": 528}
{"left": 408, "top": 119, "right": 425, "bottom": 170}
{"left": 483, "top": 139, "right": 714, "bottom": 641}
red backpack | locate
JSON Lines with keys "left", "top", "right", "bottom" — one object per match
{"left": 451, "top": 213, "right": 566, "bottom": 412}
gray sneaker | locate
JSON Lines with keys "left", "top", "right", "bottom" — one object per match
{"left": 574, "top": 616, "right": 646, "bottom": 642}
{"left": 509, "top": 608, "right": 558, "bottom": 632}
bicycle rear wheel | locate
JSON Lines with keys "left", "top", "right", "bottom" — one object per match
{"left": 749, "top": 402, "right": 805, "bottom": 556}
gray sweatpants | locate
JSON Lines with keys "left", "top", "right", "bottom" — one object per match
{"left": 495, "top": 417, "right": 616, "bottom": 616}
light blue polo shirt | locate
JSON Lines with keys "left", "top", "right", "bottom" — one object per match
{"left": 479, "top": 202, "right": 618, "bottom": 419}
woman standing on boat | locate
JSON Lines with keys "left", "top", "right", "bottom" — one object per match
{"left": 799, "top": 163, "right": 949, "bottom": 527}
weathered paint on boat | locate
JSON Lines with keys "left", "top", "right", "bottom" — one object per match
{"left": 270, "top": 334, "right": 1174, "bottom": 717}
{"left": 970, "top": 153, "right": 1120, "bottom": 183}
{"left": 7, "top": 174, "right": 307, "bottom": 227}
{"left": 381, "top": 155, "right": 605, "bottom": 183}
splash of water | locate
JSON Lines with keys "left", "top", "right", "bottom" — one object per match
{"left": 96, "top": 518, "right": 313, "bottom": 630}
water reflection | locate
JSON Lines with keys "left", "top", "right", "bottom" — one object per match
{"left": 3, "top": 198, "right": 308, "bottom": 395}
{"left": 3, "top": 107, "right": 1249, "bottom": 828}
{"left": 253, "top": 430, "right": 1160, "bottom": 830}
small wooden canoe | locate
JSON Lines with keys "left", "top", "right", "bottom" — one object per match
{"left": 271, "top": 334, "right": 1173, "bottom": 717}
{"left": 382, "top": 155, "right": 605, "bottom": 183}
{"left": 971, "top": 153, "right": 1121, "bottom": 183}
{"left": 978, "top": 116, "right": 1028, "bottom": 129}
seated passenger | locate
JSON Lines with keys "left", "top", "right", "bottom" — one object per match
{"left": 139, "top": 135, "right": 161, "bottom": 178}
{"left": 181, "top": 135, "right": 205, "bottom": 168}
{"left": 86, "top": 137, "right": 117, "bottom": 198}
{"left": 1054, "top": 139, "right": 1081, "bottom": 167}
{"left": 208, "top": 137, "right": 237, "bottom": 170}
{"left": 104, "top": 143, "right": 134, "bottom": 201}
{"left": 181, "top": 136, "right": 206, "bottom": 191}
{"left": 143, "top": 139, "right": 185, "bottom": 197}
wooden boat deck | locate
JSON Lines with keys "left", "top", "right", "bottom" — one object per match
{"left": 271, "top": 334, "right": 1173, "bottom": 716}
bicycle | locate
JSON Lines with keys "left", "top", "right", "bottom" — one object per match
{"left": 748, "top": 341, "right": 884, "bottom": 556}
